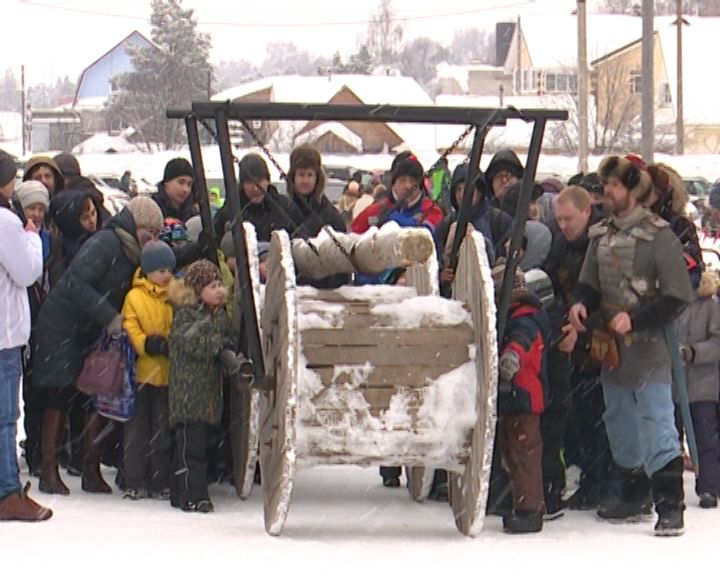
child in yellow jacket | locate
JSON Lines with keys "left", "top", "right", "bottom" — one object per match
{"left": 121, "top": 240, "right": 175, "bottom": 500}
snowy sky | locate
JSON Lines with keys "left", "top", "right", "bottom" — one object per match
{"left": 6, "top": 0, "right": 598, "bottom": 85}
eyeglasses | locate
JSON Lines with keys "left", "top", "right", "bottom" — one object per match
{"left": 495, "top": 171, "right": 516, "bottom": 182}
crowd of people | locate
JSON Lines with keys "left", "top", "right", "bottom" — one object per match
{"left": 0, "top": 143, "right": 717, "bottom": 541}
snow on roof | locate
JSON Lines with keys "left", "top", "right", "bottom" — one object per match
{"left": 213, "top": 74, "right": 437, "bottom": 157}
{"left": 435, "top": 63, "right": 469, "bottom": 93}
{"left": 658, "top": 17, "right": 720, "bottom": 126}
{"left": 72, "top": 133, "right": 140, "bottom": 155}
{"left": 294, "top": 122, "right": 363, "bottom": 152}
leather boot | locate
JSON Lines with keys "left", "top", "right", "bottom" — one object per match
{"left": 81, "top": 412, "right": 112, "bottom": 494}
{"left": 0, "top": 482, "right": 53, "bottom": 522}
{"left": 596, "top": 465, "right": 652, "bottom": 522}
{"left": 39, "top": 409, "right": 69, "bottom": 495}
{"left": 651, "top": 456, "right": 685, "bottom": 537}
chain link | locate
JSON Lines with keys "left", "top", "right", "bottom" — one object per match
{"left": 425, "top": 124, "right": 475, "bottom": 177}
{"left": 238, "top": 119, "right": 288, "bottom": 181}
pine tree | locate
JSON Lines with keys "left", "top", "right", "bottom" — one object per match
{"left": 106, "top": 0, "right": 212, "bottom": 150}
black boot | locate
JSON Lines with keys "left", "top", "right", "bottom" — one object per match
{"left": 502, "top": 512, "right": 543, "bottom": 534}
{"left": 597, "top": 465, "right": 652, "bottom": 522}
{"left": 651, "top": 457, "right": 685, "bottom": 537}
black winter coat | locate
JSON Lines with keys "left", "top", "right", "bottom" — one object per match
{"left": 213, "top": 184, "right": 299, "bottom": 242}
{"left": 33, "top": 208, "right": 141, "bottom": 389}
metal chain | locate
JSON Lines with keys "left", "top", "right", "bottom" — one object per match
{"left": 425, "top": 124, "right": 475, "bottom": 177}
{"left": 322, "top": 225, "right": 364, "bottom": 273}
{"left": 238, "top": 119, "right": 288, "bottom": 181}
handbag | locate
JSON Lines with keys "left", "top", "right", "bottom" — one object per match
{"left": 590, "top": 327, "right": 621, "bottom": 371}
{"left": 76, "top": 331, "right": 126, "bottom": 397}
{"left": 94, "top": 332, "right": 137, "bottom": 422}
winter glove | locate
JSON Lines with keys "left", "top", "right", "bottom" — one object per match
{"left": 145, "top": 335, "right": 169, "bottom": 357}
{"left": 217, "top": 348, "right": 254, "bottom": 378}
{"left": 107, "top": 314, "right": 124, "bottom": 336}
{"left": 197, "top": 230, "right": 217, "bottom": 262}
{"left": 499, "top": 350, "right": 520, "bottom": 382}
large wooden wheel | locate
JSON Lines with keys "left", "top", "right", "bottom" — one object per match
{"left": 259, "top": 231, "right": 299, "bottom": 535}
{"left": 231, "top": 223, "right": 263, "bottom": 499}
{"left": 448, "top": 231, "right": 498, "bottom": 536}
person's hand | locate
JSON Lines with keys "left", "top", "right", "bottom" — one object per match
{"left": 609, "top": 311, "right": 632, "bottom": 336}
{"left": 145, "top": 335, "right": 169, "bottom": 357}
{"left": 568, "top": 303, "right": 588, "bottom": 332}
{"left": 499, "top": 350, "right": 520, "bottom": 382}
{"left": 107, "top": 314, "right": 123, "bottom": 336}
{"left": 217, "top": 349, "right": 254, "bottom": 377}
{"left": 24, "top": 219, "right": 38, "bottom": 234}
{"left": 440, "top": 267, "right": 454, "bottom": 284}
{"left": 558, "top": 324, "right": 578, "bottom": 353}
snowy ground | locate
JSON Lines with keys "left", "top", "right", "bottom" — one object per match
{"left": 2, "top": 461, "right": 715, "bottom": 573}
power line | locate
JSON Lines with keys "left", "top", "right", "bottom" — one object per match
{"left": 16, "top": 0, "right": 538, "bottom": 28}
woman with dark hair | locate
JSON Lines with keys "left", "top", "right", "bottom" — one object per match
{"left": 34, "top": 197, "right": 164, "bottom": 496}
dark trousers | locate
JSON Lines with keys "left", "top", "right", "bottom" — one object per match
{"left": 499, "top": 413, "right": 545, "bottom": 514}
{"left": 21, "top": 348, "right": 43, "bottom": 475}
{"left": 541, "top": 409, "right": 567, "bottom": 504}
{"left": 675, "top": 401, "right": 720, "bottom": 496}
{"left": 123, "top": 385, "right": 171, "bottom": 493}
{"left": 171, "top": 421, "right": 210, "bottom": 504}
{"left": 207, "top": 378, "right": 233, "bottom": 483}
{"left": 565, "top": 369, "right": 613, "bottom": 494}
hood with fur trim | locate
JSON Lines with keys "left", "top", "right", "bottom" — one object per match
{"left": 167, "top": 277, "right": 198, "bottom": 308}
{"left": 697, "top": 271, "right": 719, "bottom": 299}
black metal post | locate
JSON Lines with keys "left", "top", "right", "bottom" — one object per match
{"left": 213, "top": 108, "right": 268, "bottom": 390}
{"left": 184, "top": 114, "right": 219, "bottom": 268}
{"left": 495, "top": 119, "right": 548, "bottom": 342}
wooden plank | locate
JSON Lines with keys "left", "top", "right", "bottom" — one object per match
{"left": 311, "top": 365, "right": 453, "bottom": 388}
{"left": 303, "top": 344, "right": 469, "bottom": 367}
{"left": 308, "top": 386, "right": 423, "bottom": 412}
{"left": 301, "top": 325, "right": 473, "bottom": 346}
{"left": 299, "top": 406, "right": 421, "bottom": 429}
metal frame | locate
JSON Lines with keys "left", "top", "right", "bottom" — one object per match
{"left": 168, "top": 101, "right": 568, "bottom": 387}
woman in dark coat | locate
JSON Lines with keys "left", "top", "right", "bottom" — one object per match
{"left": 34, "top": 197, "right": 164, "bottom": 495}
{"left": 286, "top": 144, "right": 348, "bottom": 289}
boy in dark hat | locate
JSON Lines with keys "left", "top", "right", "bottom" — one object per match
{"left": 152, "top": 158, "right": 198, "bottom": 223}
{"left": 485, "top": 149, "right": 524, "bottom": 207}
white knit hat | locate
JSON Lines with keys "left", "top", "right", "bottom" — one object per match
{"left": 15, "top": 180, "right": 50, "bottom": 210}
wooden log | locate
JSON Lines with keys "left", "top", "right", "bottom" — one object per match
{"left": 310, "top": 365, "right": 455, "bottom": 388}
{"left": 303, "top": 344, "right": 470, "bottom": 367}
{"left": 301, "top": 325, "right": 474, "bottom": 347}
{"left": 290, "top": 224, "right": 435, "bottom": 278}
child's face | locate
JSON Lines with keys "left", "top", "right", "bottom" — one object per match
{"left": 200, "top": 280, "right": 225, "bottom": 307}
{"left": 147, "top": 268, "right": 173, "bottom": 287}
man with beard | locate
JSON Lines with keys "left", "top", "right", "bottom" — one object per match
{"left": 565, "top": 155, "right": 693, "bottom": 536}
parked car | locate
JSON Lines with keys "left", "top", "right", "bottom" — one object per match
{"left": 86, "top": 174, "right": 130, "bottom": 216}
{"left": 684, "top": 176, "right": 712, "bottom": 208}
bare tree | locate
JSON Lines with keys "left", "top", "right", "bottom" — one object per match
{"left": 367, "top": 0, "right": 404, "bottom": 65}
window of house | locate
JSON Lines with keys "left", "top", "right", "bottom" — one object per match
{"left": 630, "top": 71, "right": 643, "bottom": 94}
{"left": 545, "top": 73, "right": 557, "bottom": 92}
{"left": 569, "top": 74, "right": 578, "bottom": 93}
{"left": 556, "top": 74, "right": 569, "bottom": 92}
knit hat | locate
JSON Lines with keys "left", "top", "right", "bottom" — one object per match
{"left": 391, "top": 153, "right": 424, "bottom": 185}
{"left": 185, "top": 215, "right": 203, "bottom": 243}
{"left": 141, "top": 240, "right": 176, "bottom": 274}
{"left": 491, "top": 257, "right": 527, "bottom": 299}
{"left": 597, "top": 155, "right": 652, "bottom": 201}
{"left": 163, "top": 158, "right": 194, "bottom": 184}
{"left": 0, "top": 149, "right": 17, "bottom": 187}
{"left": 15, "top": 180, "right": 50, "bottom": 210}
{"left": 126, "top": 196, "right": 164, "bottom": 231}
{"left": 53, "top": 153, "right": 81, "bottom": 177}
{"left": 184, "top": 259, "right": 222, "bottom": 296}
{"left": 238, "top": 153, "right": 271, "bottom": 184}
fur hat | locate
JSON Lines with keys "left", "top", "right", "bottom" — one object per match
{"left": 646, "top": 163, "right": 688, "bottom": 216}
{"left": 163, "top": 158, "right": 193, "bottom": 183}
{"left": 15, "top": 180, "right": 50, "bottom": 210}
{"left": 238, "top": 153, "right": 270, "bottom": 184}
{"left": 184, "top": 259, "right": 222, "bottom": 297}
{"left": 287, "top": 144, "right": 325, "bottom": 198}
{"left": 141, "top": 240, "right": 176, "bottom": 275}
{"left": 0, "top": 150, "right": 17, "bottom": 188}
{"left": 53, "top": 153, "right": 81, "bottom": 177}
{"left": 597, "top": 155, "right": 652, "bottom": 201}
{"left": 391, "top": 153, "right": 424, "bottom": 185}
{"left": 126, "top": 196, "right": 164, "bottom": 231}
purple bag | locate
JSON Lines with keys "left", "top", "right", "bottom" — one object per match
{"left": 76, "top": 332, "right": 126, "bottom": 397}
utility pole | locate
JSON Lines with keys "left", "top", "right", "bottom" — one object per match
{"left": 21, "top": 65, "right": 26, "bottom": 155}
{"left": 577, "top": 0, "right": 589, "bottom": 173}
{"left": 641, "top": 0, "right": 654, "bottom": 163}
{"left": 516, "top": 15, "right": 522, "bottom": 94}
{"left": 675, "top": 0, "right": 685, "bottom": 155}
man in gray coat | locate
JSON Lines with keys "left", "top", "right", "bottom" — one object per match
{"left": 565, "top": 155, "right": 694, "bottom": 536}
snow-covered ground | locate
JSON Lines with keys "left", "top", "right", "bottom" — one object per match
{"left": 2, "top": 461, "right": 715, "bottom": 573}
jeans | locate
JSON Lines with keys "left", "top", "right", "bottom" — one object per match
{"left": 602, "top": 381, "right": 681, "bottom": 477}
{"left": 0, "top": 347, "right": 22, "bottom": 499}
